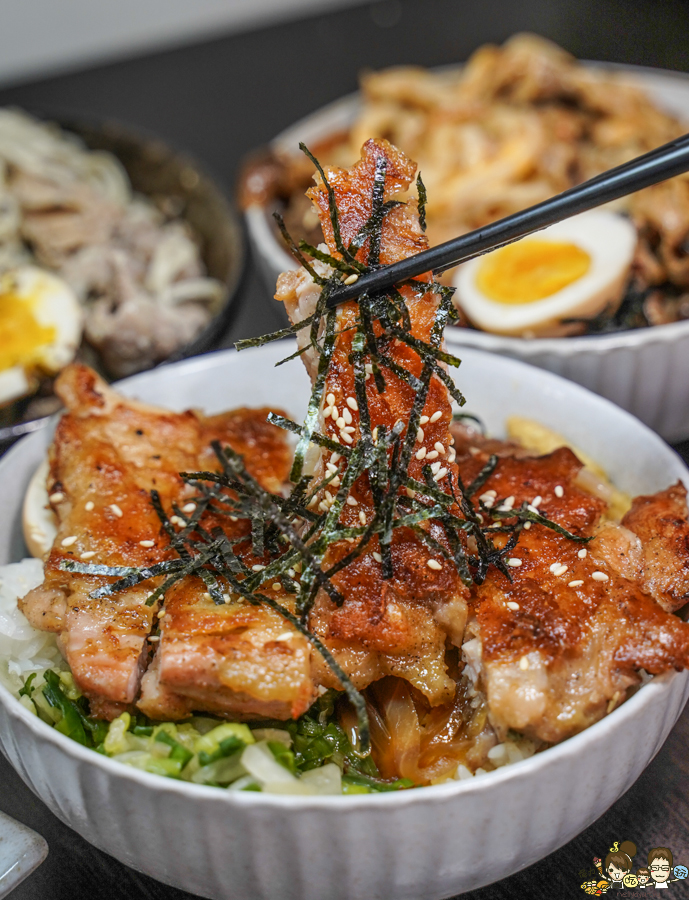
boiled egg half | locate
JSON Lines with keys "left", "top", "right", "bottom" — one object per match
{"left": 453, "top": 210, "right": 637, "bottom": 337}
{"left": 0, "top": 265, "right": 83, "bottom": 406}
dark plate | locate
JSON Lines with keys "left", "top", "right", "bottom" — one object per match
{"left": 63, "top": 117, "right": 245, "bottom": 362}
{"left": 0, "top": 114, "right": 245, "bottom": 450}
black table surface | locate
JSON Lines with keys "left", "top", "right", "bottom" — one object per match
{"left": 2, "top": 2, "right": 689, "bottom": 897}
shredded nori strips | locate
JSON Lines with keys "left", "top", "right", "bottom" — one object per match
{"left": 63, "top": 145, "right": 598, "bottom": 758}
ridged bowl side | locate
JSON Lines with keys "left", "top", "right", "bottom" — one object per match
{"left": 0, "top": 345, "right": 688, "bottom": 899}
{"left": 1, "top": 668, "right": 688, "bottom": 900}
{"left": 444, "top": 322, "right": 689, "bottom": 442}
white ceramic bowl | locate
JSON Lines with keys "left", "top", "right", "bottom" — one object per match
{"left": 245, "top": 63, "right": 689, "bottom": 442}
{"left": 0, "top": 344, "right": 688, "bottom": 900}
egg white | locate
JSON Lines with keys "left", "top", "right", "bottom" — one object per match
{"left": 453, "top": 211, "right": 638, "bottom": 337}
{"left": 0, "top": 265, "right": 83, "bottom": 405}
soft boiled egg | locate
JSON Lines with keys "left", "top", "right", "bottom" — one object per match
{"left": 453, "top": 210, "right": 637, "bottom": 337}
{"left": 0, "top": 265, "right": 83, "bottom": 405}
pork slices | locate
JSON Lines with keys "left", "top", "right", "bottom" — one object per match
{"left": 20, "top": 363, "right": 315, "bottom": 720}
{"left": 276, "top": 139, "right": 468, "bottom": 705}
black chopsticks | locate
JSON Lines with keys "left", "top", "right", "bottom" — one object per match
{"left": 327, "top": 131, "right": 689, "bottom": 307}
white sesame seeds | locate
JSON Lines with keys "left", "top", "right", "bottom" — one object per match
{"left": 346, "top": 397, "right": 358, "bottom": 411}
{"left": 49, "top": 492, "right": 65, "bottom": 503}
{"left": 519, "top": 656, "right": 529, "bottom": 671}
{"left": 170, "top": 515, "right": 185, "bottom": 527}
{"left": 340, "top": 432, "right": 354, "bottom": 444}
{"left": 578, "top": 548, "right": 587, "bottom": 559}
{"left": 434, "top": 442, "right": 445, "bottom": 454}
{"left": 80, "top": 551, "right": 95, "bottom": 560}
{"left": 157, "top": 608, "right": 166, "bottom": 618}
{"left": 479, "top": 489, "right": 496, "bottom": 508}
{"left": 554, "top": 564, "right": 568, "bottom": 576}
{"left": 272, "top": 583, "right": 281, "bottom": 591}
{"left": 419, "top": 415, "right": 429, "bottom": 425}
{"left": 336, "top": 416, "right": 346, "bottom": 429}
{"left": 430, "top": 411, "right": 442, "bottom": 423}
{"left": 229, "top": 515, "right": 238, "bottom": 522}
{"left": 331, "top": 451, "right": 341, "bottom": 464}
{"left": 343, "top": 273, "right": 359, "bottom": 285}
{"left": 326, "top": 462, "right": 338, "bottom": 474}
{"left": 342, "top": 407, "right": 353, "bottom": 425}
{"left": 426, "top": 450, "right": 439, "bottom": 461}
{"left": 416, "top": 427, "right": 424, "bottom": 443}
{"left": 365, "top": 364, "right": 373, "bottom": 375}
{"left": 359, "top": 511, "right": 367, "bottom": 525}
{"left": 324, "top": 491, "right": 333, "bottom": 503}
{"left": 568, "top": 580, "right": 584, "bottom": 588}
{"left": 342, "top": 425, "right": 355, "bottom": 434}
{"left": 434, "top": 468, "right": 448, "bottom": 482}
{"left": 430, "top": 461, "right": 441, "bottom": 474}
{"left": 415, "top": 447, "right": 427, "bottom": 460}
{"left": 373, "top": 552, "right": 382, "bottom": 563}
{"left": 426, "top": 559, "right": 442, "bottom": 571}
{"left": 85, "top": 501, "right": 94, "bottom": 511}
{"left": 61, "top": 535, "right": 78, "bottom": 547}
{"left": 506, "top": 601, "right": 520, "bottom": 610}
{"left": 139, "top": 540, "right": 155, "bottom": 548}
{"left": 203, "top": 593, "right": 211, "bottom": 601}
{"left": 554, "top": 485, "right": 564, "bottom": 498}
{"left": 110, "top": 504, "right": 123, "bottom": 518}
{"left": 507, "top": 558, "right": 522, "bottom": 567}
{"left": 523, "top": 521, "right": 531, "bottom": 529}
{"left": 531, "top": 495, "right": 542, "bottom": 508}
{"left": 148, "top": 635, "right": 160, "bottom": 642}
{"left": 330, "top": 407, "right": 339, "bottom": 421}
{"left": 182, "top": 502, "right": 196, "bottom": 514}
{"left": 406, "top": 488, "right": 416, "bottom": 499}
{"left": 447, "top": 448, "right": 456, "bottom": 463}
{"left": 326, "top": 393, "right": 335, "bottom": 406}
{"left": 549, "top": 563, "right": 561, "bottom": 573}
{"left": 251, "top": 564, "right": 265, "bottom": 572}
{"left": 346, "top": 496, "right": 358, "bottom": 506}
{"left": 592, "top": 571, "right": 609, "bottom": 582}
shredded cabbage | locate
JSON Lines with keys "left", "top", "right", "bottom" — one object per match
{"left": 17, "top": 670, "right": 415, "bottom": 795}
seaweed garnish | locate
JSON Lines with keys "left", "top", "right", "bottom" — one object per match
{"left": 62, "top": 145, "right": 593, "bottom": 759}
{"left": 416, "top": 172, "right": 427, "bottom": 233}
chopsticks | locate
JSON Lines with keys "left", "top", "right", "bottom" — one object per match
{"left": 327, "top": 132, "right": 689, "bottom": 307}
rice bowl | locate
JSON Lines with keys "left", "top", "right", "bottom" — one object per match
{"left": 0, "top": 344, "right": 687, "bottom": 899}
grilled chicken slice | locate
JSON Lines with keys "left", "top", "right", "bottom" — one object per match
{"left": 456, "top": 445, "right": 689, "bottom": 743}
{"left": 621, "top": 482, "right": 689, "bottom": 613}
{"left": 20, "top": 363, "right": 315, "bottom": 720}
{"left": 276, "top": 139, "right": 468, "bottom": 705}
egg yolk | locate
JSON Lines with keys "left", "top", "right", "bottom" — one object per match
{"left": 475, "top": 239, "right": 591, "bottom": 304}
{"left": 0, "top": 287, "right": 55, "bottom": 373}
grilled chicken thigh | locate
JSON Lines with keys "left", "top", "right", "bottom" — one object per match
{"left": 19, "top": 363, "right": 314, "bottom": 720}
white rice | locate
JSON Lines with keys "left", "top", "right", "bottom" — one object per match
{"left": 0, "top": 558, "right": 61, "bottom": 693}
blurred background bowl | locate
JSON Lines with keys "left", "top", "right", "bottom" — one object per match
{"left": 243, "top": 62, "right": 689, "bottom": 442}
{"left": 0, "top": 113, "right": 245, "bottom": 447}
